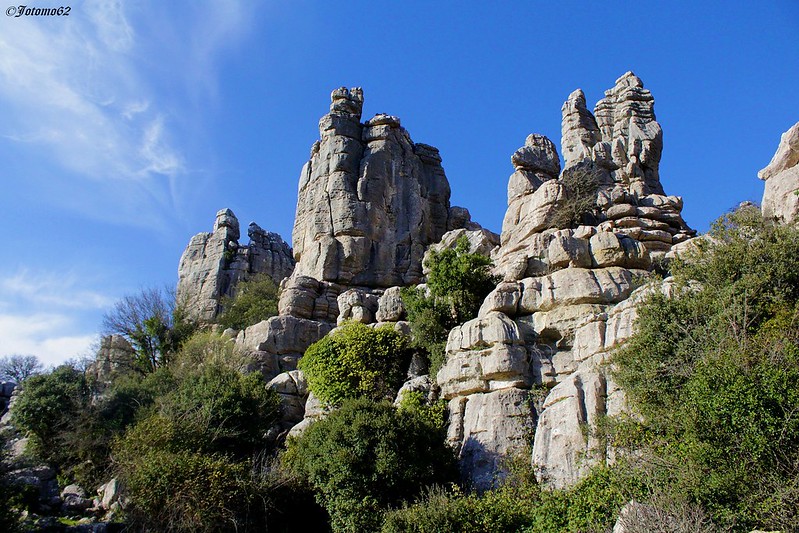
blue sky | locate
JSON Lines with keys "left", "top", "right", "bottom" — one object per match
{"left": 1, "top": 0, "right": 798, "bottom": 366}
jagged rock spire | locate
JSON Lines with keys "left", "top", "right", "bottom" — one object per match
{"left": 291, "top": 87, "right": 457, "bottom": 288}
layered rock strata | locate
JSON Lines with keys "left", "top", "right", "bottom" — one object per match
{"left": 494, "top": 72, "right": 694, "bottom": 281}
{"left": 177, "top": 209, "right": 295, "bottom": 321}
{"left": 440, "top": 73, "right": 695, "bottom": 490}
{"left": 245, "top": 89, "right": 478, "bottom": 427}
{"left": 760, "top": 121, "right": 799, "bottom": 224}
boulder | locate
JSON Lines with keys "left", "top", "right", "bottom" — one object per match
{"left": 375, "top": 286, "right": 406, "bottom": 322}
{"left": 447, "top": 388, "right": 535, "bottom": 491}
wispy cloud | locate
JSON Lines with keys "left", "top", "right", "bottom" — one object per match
{"left": 0, "top": 268, "right": 113, "bottom": 365}
{"left": 0, "top": 0, "right": 253, "bottom": 230}
{"left": 1, "top": 269, "right": 114, "bottom": 310}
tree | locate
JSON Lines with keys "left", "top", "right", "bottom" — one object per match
{"left": 102, "top": 286, "right": 196, "bottom": 372}
{"left": 217, "top": 274, "right": 280, "bottom": 330}
{"left": 114, "top": 363, "right": 281, "bottom": 531}
{"left": 402, "top": 236, "right": 498, "bottom": 375}
{"left": 0, "top": 354, "right": 43, "bottom": 382}
{"left": 298, "top": 321, "right": 410, "bottom": 406}
{"left": 285, "top": 398, "right": 458, "bottom": 532}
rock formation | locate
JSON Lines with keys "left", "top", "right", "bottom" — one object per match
{"left": 439, "top": 72, "right": 696, "bottom": 490}
{"left": 85, "top": 335, "right": 137, "bottom": 392}
{"left": 759, "top": 121, "right": 799, "bottom": 224}
{"left": 292, "top": 87, "right": 459, "bottom": 288}
{"left": 177, "top": 208, "right": 295, "bottom": 321}
{"left": 232, "top": 87, "right": 479, "bottom": 425}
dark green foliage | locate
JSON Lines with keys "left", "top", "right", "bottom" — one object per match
{"left": 551, "top": 163, "right": 601, "bottom": 229}
{"left": 116, "top": 448, "right": 252, "bottom": 532}
{"left": 424, "top": 237, "right": 497, "bottom": 324}
{"left": 298, "top": 321, "right": 410, "bottom": 406}
{"left": 102, "top": 287, "right": 197, "bottom": 373}
{"left": 12, "top": 365, "right": 89, "bottom": 457}
{"left": 217, "top": 274, "right": 280, "bottom": 330}
{"left": 285, "top": 398, "right": 458, "bottom": 533}
{"left": 114, "top": 362, "right": 281, "bottom": 531}
{"left": 382, "top": 465, "right": 637, "bottom": 533}
{"left": 612, "top": 205, "right": 799, "bottom": 531}
{"left": 11, "top": 363, "right": 173, "bottom": 488}
{"left": 402, "top": 236, "right": 497, "bottom": 376}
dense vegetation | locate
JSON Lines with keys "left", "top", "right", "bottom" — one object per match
{"left": 217, "top": 274, "right": 280, "bottom": 330}
{"left": 286, "top": 398, "right": 458, "bottom": 532}
{"left": 611, "top": 205, "right": 799, "bottom": 531}
{"left": 401, "top": 236, "right": 497, "bottom": 375}
{"left": 4, "top": 206, "right": 798, "bottom": 532}
{"left": 298, "top": 321, "right": 410, "bottom": 405}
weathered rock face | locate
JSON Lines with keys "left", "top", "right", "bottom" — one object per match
{"left": 85, "top": 335, "right": 137, "bottom": 391}
{"left": 177, "top": 209, "right": 295, "bottom": 321}
{"left": 291, "top": 87, "right": 458, "bottom": 288}
{"left": 760, "top": 121, "right": 799, "bottom": 224}
{"left": 566, "top": 71, "right": 663, "bottom": 197}
{"left": 494, "top": 72, "right": 694, "bottom": 280}
{"left": 441, "top": 73, "right": 696, "bottom": 491}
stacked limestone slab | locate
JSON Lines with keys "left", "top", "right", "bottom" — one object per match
{"left": 237, "top": 88, "right": 486, "bottom": 434}
{"left": 760, "top": 121, "right": 799, "bottom": 224}
{"left": 438, "top": 72, "right": 695, "bottom": 491}
{"left": 177, "top": 208, "right": 295, "bottom": 322}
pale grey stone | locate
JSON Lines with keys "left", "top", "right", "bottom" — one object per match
{"left": 292, "top": 87, "right": 455, "bottom": 288}
{"left": 376, "top": 286, "right": 406, "bottom": 322}
{"left": 447, "top": 389, "right": 535, "bottom": 491}
{"left": 177, "top": 209, "right": 294, "bottom": 321}
{"left": 760, "top": 122, "right": 799, "bottom": 224}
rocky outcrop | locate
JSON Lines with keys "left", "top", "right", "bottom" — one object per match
{"left": 177, "top": 209, "right": 294, "bottom": 321}
{"left": 0, "top": 381, "right": 15, "bottom": 419}
{"left": 440, "top": 73, "right": 696, "bottom": 491}
{"left": 291, "top": 87, "right": 460, "bottom": 288}
{"left": 563, "top": 71, "right": 663, "bottom": 197}
{"left": 85, "top": 335, "right": 137, "bottom": 391}
{"left": 494, "top": 72, "right": 693, "bottom": 280}
{"left": 760, "top": 121, "right": 799, "bottom": 224}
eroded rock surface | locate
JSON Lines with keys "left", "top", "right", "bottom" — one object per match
{"left": 441, "top": 73, "right": 696, "bottom": 490}
{"left": 177, "top": 209, "right": 295, "bottom": 321}
{"left": 760, "top": 121, "right": 799, "bottom": 224}
{"left": 291, "top": 87, "right": 461, "bottom": 288}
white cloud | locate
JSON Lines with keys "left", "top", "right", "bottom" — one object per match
{"left": 0, "top": 0, "right": 253, "bottom": 229}
{"left": 0, "top": 313, "right": 97, "bottom": 367}
{"left": 1, "top": 269, "right": 114, "bottom": 310}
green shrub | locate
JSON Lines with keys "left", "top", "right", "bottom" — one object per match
{"left": 114, "top": 362, "right": 281, "bottom": 531}
{"left": 612, "top": 206, "right": 799, "bottom": 531}
{"left": 117, "top": 448, "right": 252, "bottom": 532}
{"left": 218, "top": 274, "right": 280, "bottom": 330}
{"left": 285, "top": 398, "right": 458, "bottom": 533}
{"left": 402, "top": 236, "right": 497, "bottom": 376}
{"left": 382, "top": 464, "right": 637, "bottom": 533}
{"left": 171, "top": 330, "right": 249, "bottom": 376}
{"left": 298, "top": 322, "right": 410, "bottom": 406}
